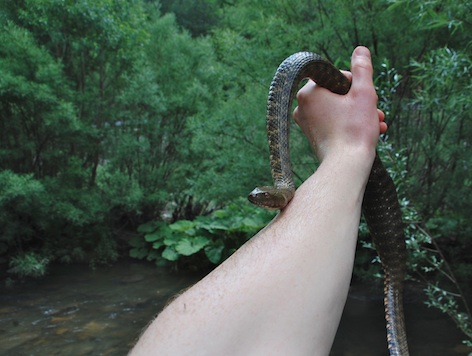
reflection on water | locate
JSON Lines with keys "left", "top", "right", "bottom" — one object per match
{"left": 0, "top": 261, "right": 470, "bottom": 355}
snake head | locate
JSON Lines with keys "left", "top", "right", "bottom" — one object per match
{"left": 248, "top": 186, "right": 294, "bottom": 210}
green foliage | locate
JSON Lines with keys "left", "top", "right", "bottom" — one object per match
{"left": 0, "top": 170, "right": 46, "bottom": 249}
{"left": 9, "top": 253, "right": 49, "bottom": 278}
{"left": 130, "top": 200, "right": 275, "bottom": 267}
{"left": 159, "top": 0, "right": 220, "bottom": 36}
{"left": 425, "top": 285, "right": 472, "bottom": 347}
{"left": 0, "top": 0, "right": 471, "bottom": 343}
{"left": 0, "top": 22, "right": 80, "bottom": 178}
{"left": 387, "top": 0, "right": 470, "bottom": 38}
{"left": 358, "top": 138, "right": 472, "bottom": 346}
{"left": 0, "top": 1, "right": 160, "bottom": 267}
{"left": 408, "top": 48, "right": 472, "bottom": 216}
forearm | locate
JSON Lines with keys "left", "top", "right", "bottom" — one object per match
{"left": 130, "top": 149, "right": 373, "bottom": 356}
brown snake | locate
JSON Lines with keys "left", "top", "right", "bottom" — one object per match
{"left": 248, "top": 52, "right": 409, "bottom": 355}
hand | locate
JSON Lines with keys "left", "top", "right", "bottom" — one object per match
{"left": 293, "top": 46, "right": 387, "bottom": 164}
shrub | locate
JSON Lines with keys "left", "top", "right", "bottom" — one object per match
{"left": 130, "top": 199, "right": 275, "bottom": 268}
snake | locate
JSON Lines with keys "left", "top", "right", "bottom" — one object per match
{"left": 248, "top": 52, "right": 409, "bottom": 356}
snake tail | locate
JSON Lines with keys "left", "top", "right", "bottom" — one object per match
{"left": 363, "top": 155, "right": 409, "bottom": 356}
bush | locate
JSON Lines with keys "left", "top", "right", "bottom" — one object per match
{"left": 130, "top": 199, "right": 275, "bottom": 269}
{"left": 0, "top": 170, "right": 47, "bottom": 255}
{"left": 8, "top": 253, "right": 49, "bottom": 278}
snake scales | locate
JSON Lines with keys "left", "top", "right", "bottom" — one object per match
{"left": 248, "top": 52, "right": 409, "bottom": 355}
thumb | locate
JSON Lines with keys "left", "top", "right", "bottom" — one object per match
{"left": 350, "top": 46, "right": 375, "bottom": 93}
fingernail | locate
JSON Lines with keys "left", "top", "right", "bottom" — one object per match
{"left": 354, "top": 46, "right": 370, "bottom": 58}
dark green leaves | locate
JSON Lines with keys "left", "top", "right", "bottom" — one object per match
{"left": 131, "top": 200, "right": 275, "bottom": 266}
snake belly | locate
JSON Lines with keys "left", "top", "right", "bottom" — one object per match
{"left": 248, "top": 52, "right": 409, "bottom": 356}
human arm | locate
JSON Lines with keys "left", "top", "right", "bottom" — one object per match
{"left": 130, "top": 46, "right": 385, "bottom": 356}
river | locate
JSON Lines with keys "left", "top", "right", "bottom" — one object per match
{"left": 0, "top": 260, "right": 470, "bottom": 355}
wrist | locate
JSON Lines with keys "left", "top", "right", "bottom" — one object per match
{"left": 318, "top": 144, "right": 376, "bottom": 182}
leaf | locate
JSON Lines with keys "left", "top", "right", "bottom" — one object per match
{"left": 169, "top": 220, "right": 196, "bottom": 235}
{"left": 205, "top": 242, "right": 225, "bottom": 264}
{"left": 129, "top": 247, "right": 148, "bottom": 259}
{"left": 137, "top": 221, "right": 162, "bottom": 233}
{"left": 161, "top": 246, "right": 179, "bottom": 261}
{"left": 212, "top": 209, "right": 229, "bottom": 219}
{"left": 144, "top": 232, "right": 161, "bottom": 242}
{"left": 242, "top": 216, "right": 264, "bottom": 230}
{"left": 152, "top": 241, "right": 165, "bottom": 250}
{"left": 198, "top": 220, "right": 230, "bottom": 232}
{"left": 175, "top": 236, "right": 210, "bottom": 256}
{"left": 164, "top": 233, "right": 180, "bottom": 246}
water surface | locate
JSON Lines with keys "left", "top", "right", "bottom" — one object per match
{"left": 0, "top": 261, "right": 469, "bottom": 355}
{"left": 0, "top": 261, "right": 203, "bottom": 355}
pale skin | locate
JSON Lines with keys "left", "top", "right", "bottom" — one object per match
{"left": 130, "top": 46, "right": 387, "bottom": 356}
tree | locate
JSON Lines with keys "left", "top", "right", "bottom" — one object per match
{"left": 159, "top": 0, "right": 220, "bottom": 36}
{"left": 0, "top": 0, "right": 153, "bottom": 268}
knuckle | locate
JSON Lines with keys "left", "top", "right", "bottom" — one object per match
{"left": 295, "top": 80, "right": 315, "bottom": 105}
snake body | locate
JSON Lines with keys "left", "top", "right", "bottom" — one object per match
{"left": 248, "top": 52, "right": 409, "bottom": 355}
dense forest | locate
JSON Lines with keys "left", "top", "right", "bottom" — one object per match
{"left": 0, "top": 0, "right": 471, "bottom": 344}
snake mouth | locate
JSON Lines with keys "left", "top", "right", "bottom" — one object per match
{"left": 247, "top": 187, "right": 277, "bottom": 209}
{"left": 248, "top": 186, "right": 294, "bottom": 210}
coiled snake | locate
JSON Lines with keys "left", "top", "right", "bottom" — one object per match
{"left": 248, "top": 52, "right": 409, "bottom": 355}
